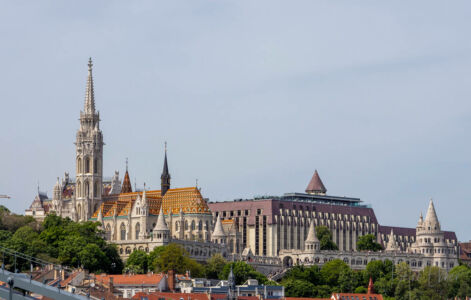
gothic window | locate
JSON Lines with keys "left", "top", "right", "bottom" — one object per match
{"left": 205, "top": 221, "right": 209, "bottom": 231}
{"left": 175, "top": 221, "right": 179, "bottom": 231}
{"left": 135, "top": 223, "right": 140, "bottom": 239}
{"left": 185, "top": 220, "right": 188, "bottom": 230}
{"left": 77, "top": 157, "right": 82, "bottom": 173}
{"left": 94, "top": 159, "right": 98, "bottom": 174}
{"left": 198, "top": 220, "right": 202, "bottom": 231}
{"left": 94, "top": 181, "right": 98, "bottom": 197}
{"left": 77, "top": 181, "right": 81, "bottom": 197}
{"left": 105, "top": 224, "right": 111, "bottom": 240}
{"left": 85, "top": 157, "right": 90, "bottom": 173}
{"left": 120, "top": 223, "right": 126, "bottom": 240}
{"left": 191, "top": 220, "right": 195, "bottom": 230}
{"left": 85, "top": 181, "right": 90, "bottom": 198}
{"left": 77, "top": 204, "right": 82, "bottom": 220}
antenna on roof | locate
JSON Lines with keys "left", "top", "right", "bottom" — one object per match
{"left": 196, "top": 179, "right": 198, "bottom": 188}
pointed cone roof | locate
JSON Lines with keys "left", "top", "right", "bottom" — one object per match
{"left": 154, "top": 205, "right": 169, "bottom": 231}
{"left": 121, "top": 164, "right": 132, "bottom": 193}
{"left": 386, "top": 229, "right": 398, "bottom": 251}
{"left": 424, "top": 199, "right": 440, "bottom": 226}
{"left": 228, "top": 265, "right": 236, "bottom": 289}
{"left": 368, "top": 277, "right": 374, "bottom": 294}
{"left": 161, "top": 146, "right": 170, "bottom": 180}
{"left": 212, "top": 215, "right": 226, "bottom": 237}
{"left": 305, "top": 170, "right": 327, "bottom": 194}
{"left": 84, "top": 58, "right": 95, "bottom": 114}
{"left": 97, "top": 206, "right": 103, "bottom": 222}
{"left": 305, "top": 220, "right": 319, "bottom": 243}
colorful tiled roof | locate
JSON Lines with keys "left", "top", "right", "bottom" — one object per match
{"left": 121, "top": 170, "right": 132, "bottom": 193}
{"left": 91, "top": 187, "right": 210, "bottom": 219}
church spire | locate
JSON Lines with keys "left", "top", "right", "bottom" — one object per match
{"left": 161, "top": 142, "right": 171, "bottom": 196}
{"left": 121, "top": 158, "right": 132, "bottom": 193}
{"left": 84, "top": 58, "right": 95, "bottom": 114}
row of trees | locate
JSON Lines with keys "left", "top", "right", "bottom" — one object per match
{"left": 282, "top": 258, "right": 471, "bottom": 300}
{"left": 0, "top": 209, "right": 123, "bottom": 273}
{"left": 125, "top": 243, "right": 273, "bottom": 285}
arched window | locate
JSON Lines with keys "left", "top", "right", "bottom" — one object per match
{"left": 77, "top": 157, "right": 82, "bottom": 173}
{"left": 175, "top": 222, "right": 179, "bottom": 231}
{"left": 120, "top": 223, "right": 126, "bottom": 240}
{"left": 94, "top": 181, "right": 98, "bottom": 197}
{"left": 198, "top": 220, "right": 202, "bottom": 231}
{"left": 105, "top": 224, "right": 111, "bottom": 240}
{"left": 85, "top": 181, "right": 90, "bottom": 198}
{"left": 85, "top": 157, "right": 90, "bottom": 173}
{"left": 94, "top": 159, "right": 98, "bottom": 174}
{"left": 135, "top": 223, "right": 140, "bottom": 239}
{"left": 77, "top": 181, "right": 81, "bottom": 198}
{"left": 77, "top": 204, "right": 82, "bottom": 220}
{"left": 191, "top": 220, "right": 195, "bottom": 230}
{"left": 205, "top": 221, "right": 209, "bottom": 231}
{"left": 185, "top": 220, "right": 188, "bottom": 230}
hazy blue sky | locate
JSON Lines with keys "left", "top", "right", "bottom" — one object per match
{"left": 1, "top": 1, "right": 470, "bottom": 240}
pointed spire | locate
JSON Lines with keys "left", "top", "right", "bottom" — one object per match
{"left": 424, "top": 199, "right": 440, "bottom": 230}
{"left": 305, "top": 170, "right": 327, "bottom": 195}
{"left": 154, "top": 204, "right": 169, "bottom": 231}
{"left": 97, "top": 206, "right": 103, "bottom": 223}
{"left": 367, "top": 277, "right": 374, "bottom": 294}
{"left": 121, "top": 159, "right": 132, "bottom": 193}
{"left": 161, "top": 142, "right": 171, "bottom": 196}
{"left": 228, "top": 265, "right": 236, "bottom": 290}
{"left": 386, "top": 228, "right": 398, "bottom": 252}
{"left": 305, "top": 220, "right": 319, "bottom": 243}
{"left": 212, "top": 214, "right": 226, "bottom": 238}
{"left": 84, "top": 57, "right": 96, "bottom": 114}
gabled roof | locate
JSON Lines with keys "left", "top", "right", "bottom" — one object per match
{"left": 305, "top": 170, "right": 327, "bottom": 194}
{"left": 96, "top": 273, "right": 164, "bottom": 286}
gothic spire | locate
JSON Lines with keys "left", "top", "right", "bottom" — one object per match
{"left": 161, "top": 142, "right": 171, "bottom": 196}
{"left": 84, "top": 57, "right": 95, "bottom": 114}
{"left": 424, "top": 199, "right": 440, "bottom": 230}
{"left": 121, "top": 159, "right": 132, "bottom": 193}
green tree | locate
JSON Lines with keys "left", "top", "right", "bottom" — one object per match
{"left": 447, "top": 265, "right": 471, "bottom": 298}
{"left": 284, "top": 265, "right": 321, "bottom": 284}
{"left": 151, "top": 243, "right": 204, "bottom": 277}
{"left": 125, "top": 250, "right": 148, "bottom": 274}
{"left": 338, "top": 268, "right": 355, "bottom": 292}
{"left": 78, "top": 244, "right": 109, "bottom": 272}
{"left": 320, "top": 259, "right": 349, "bottom": 286}
{"left": 205, "top": 253, "right": 227, "bottom": 279}
{"left": 221, "top": 261, "right": 268, "bottom": 285}
{"left": 316, "top": 226, "right": 338, "bottom": 250}
{"left": 418, "top": 266, "right": 447, "bottom": 300}
{"left": 365, "top": 260, "right": 393, "bottom": 282}
{"left": 354, "top": 286, "right": 367, "bottom": 293}
{"left": 283, "top": 279, "right": 316, "bottom": 297}
{"left": 356, "top": 234, "right": 383, "bottom": 252}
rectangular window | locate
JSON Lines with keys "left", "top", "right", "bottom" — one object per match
{"left": 243, "top": 217, "right": 247, "bottom": 249}
{"left": 255, "top": 216, "right": 260, "bottom": 255}
{"left": 263, "top": 215, "right": 267, "bottom": 256}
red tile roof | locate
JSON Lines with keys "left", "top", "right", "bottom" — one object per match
{"left": 132, "top": 292, "right": 209, "bottom": 300}
{"left": 305, "top": 170, "right": 327, "bottom": 194}
{"left": 331, "top": 293, "right": 383, "bottom": 300}
{"left": 286, "top": 297, "right": 329, "bottom": 300}
{"left": 96, "top": 273, "right": 164, "bottom": 286}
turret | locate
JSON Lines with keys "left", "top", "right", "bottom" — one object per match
{"left": 304, "top": 219, "right": 320, "bottom": 252}
{"left": 305, "top": 170, "right": 327, "bottom": 195}
{"left": 153, "top": 205, "right": 170, "bottom": 246}
{"left": 386, "top": 229, "right": 399, "bottom": 252}
{"left": 211, "top": 215, "right": 226, "bottom": 244}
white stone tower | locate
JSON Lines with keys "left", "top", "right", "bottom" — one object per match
{"left": 304, "top": 219, "right": 320, "bottom": 252}
{"left": 152, "top": 205, "right": 170, "bottom": 246}
{"left": 75, "top": 58, "right": 103, "bottom": 221}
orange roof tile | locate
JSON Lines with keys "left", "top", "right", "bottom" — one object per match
{"left": 96, "top": 273, "right": 164, "bottom": 286}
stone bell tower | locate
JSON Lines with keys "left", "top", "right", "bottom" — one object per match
{"left": 75, "top": 58, "right": 104, "bottom": 221}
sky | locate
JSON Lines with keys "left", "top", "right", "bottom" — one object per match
{"left": 0, "top": 1, "right": 470, "bottom": 241}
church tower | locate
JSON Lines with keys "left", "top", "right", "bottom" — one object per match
{"left": 75, "top": 58, "right": 103, "bottom": 221}
{"left": 161, "top": 143, "right": 171, "bottom": 196}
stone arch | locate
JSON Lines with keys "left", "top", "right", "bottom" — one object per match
{"left": 76, "top": 181, "right": 82, "bottom": 198}
{"left": 85, "top": 181, "right": 90, "bottom": 198}
{"left": 77, "top": 157, "right": 82, "bottom": 173}
{"left": 85, "top": 157, "right": 90, "bottom": 173}
{"left": 283, "top": 256, "right": 293, "bottom": 267}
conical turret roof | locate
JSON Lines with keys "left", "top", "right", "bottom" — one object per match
{"left": 424, "top": 199, "right": 440, "bottom": 228}
{"left": 121, "top": 161, "right": 132, "bottom": 193}
{"left": 154, "top": 205, "right": 169, "bottom": 231}
{"left": 305, "top": 220, "right": 319, "bottom": 243}
{"left": 212, "top": 215, "right": 226, "bottom": 237}
{"left": 305, "top": 170, "right": 327, "bottom": 194}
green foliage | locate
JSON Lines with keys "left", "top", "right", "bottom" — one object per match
{"left": 0, "top": 213, "right": 122, "bottom": 274}
{"left": 125, "top": 250, "right": 148, "bottom": 274}
{"left": 204, "top": 253, "right": 227, "bottom": 279}
{"left": 283, "top": 279, "right": 316, "bottom": 297}
{"left": 354, "top": 286, "right": 367, "bottom": 293}
{"left": 365, "top": 259, "right": 393, "bottom": 282}
{"left": 417, "top": 266, "right": 448, "bottom": 300}
{"left": 356, "top": 234, "right": 383, "bottom": 252}
{"left": 320, "top": 259, "right": 349, "bottom": 286}
{"left": 284, "top": 265, "right": 321, "bottom": 283}
{"left": 315, "top": 226, "right": 338, "bottom": 250}
{"left": 221, "top": 261, "right": 268, "bottom": 285}
{"left": 150, "top": 243, "right": 203, "bottom": 277}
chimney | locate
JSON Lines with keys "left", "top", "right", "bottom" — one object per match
{"left": 109, "top": 277, "right": 114, "bottom": 293}
{"left": 168, "top": 270, "right": 176, "bottom": 292}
